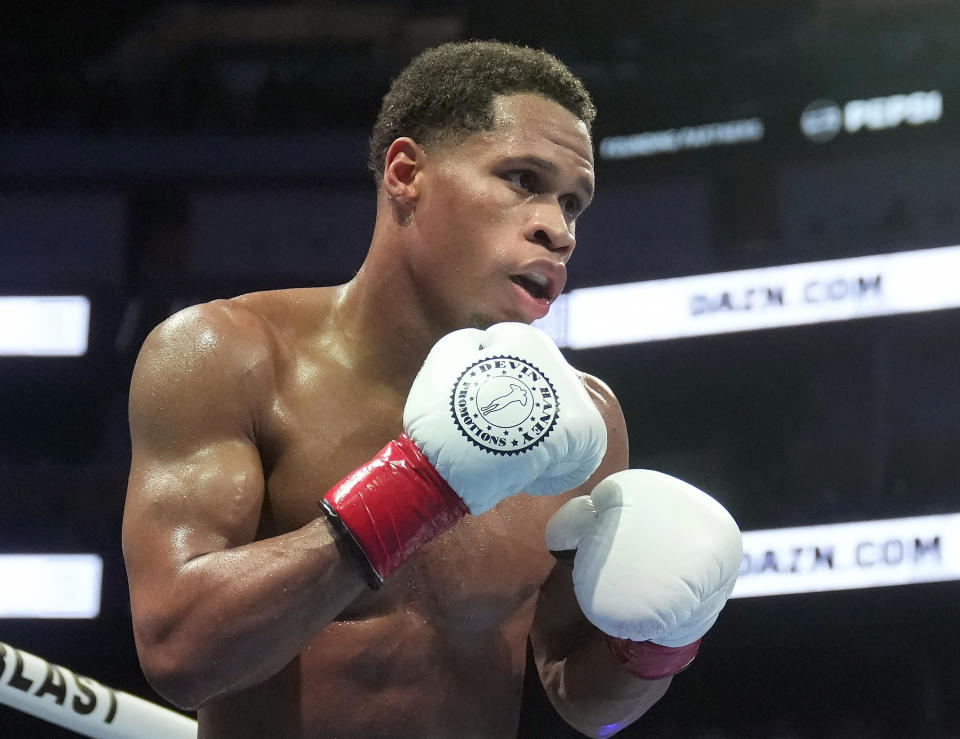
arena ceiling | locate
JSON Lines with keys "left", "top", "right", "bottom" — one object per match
{"left": 3, "top": 0, "right": 959, "bottom": 138}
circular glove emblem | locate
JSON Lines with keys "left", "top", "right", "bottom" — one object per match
{"left": 450, "top": 355, "right": 559, "bottom": 454}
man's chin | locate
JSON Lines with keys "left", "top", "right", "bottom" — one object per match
{"left": 462, "top": 313, "right": 496, "bottom": 330}
{"left": 461, "top": 312, "right": 532, "bottom": 330}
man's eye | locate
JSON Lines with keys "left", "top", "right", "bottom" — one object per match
{"left": 507, "top": 171, "right": 535, "bottom": 191}
{"left": 562, "top": 196, "right": 581, "bottom": 217}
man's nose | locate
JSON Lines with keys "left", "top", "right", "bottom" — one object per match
{"left": 526, "top": 202, "right": 575, "bottom": 262}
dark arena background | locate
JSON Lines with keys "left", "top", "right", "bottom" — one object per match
{"left": 3, "top": 1, "right": 960, "bottom": 736}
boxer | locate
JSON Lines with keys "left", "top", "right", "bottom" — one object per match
{"left": 122, "top": 41, "right": 741, "bottom": 738}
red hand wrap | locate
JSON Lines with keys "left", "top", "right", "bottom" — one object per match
{"left": 321, "top": 433, "right": 468, "bottom": 585}
{"left": 606, "top": 636, "right": 702, "bottom": 681}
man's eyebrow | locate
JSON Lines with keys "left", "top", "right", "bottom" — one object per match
{"left": 506, "top": 155, "right": 594, "bottom": 201}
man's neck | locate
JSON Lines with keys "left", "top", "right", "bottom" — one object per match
{"left": 331, "top": 254, "right": 447, "bottom": 393}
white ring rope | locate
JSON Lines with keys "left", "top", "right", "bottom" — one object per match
{"left": 0, "top": 641, "right": 197, "bottom": 738}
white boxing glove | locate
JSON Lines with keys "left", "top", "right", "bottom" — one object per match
{"left": 545, "top": 470, "right": 742, "bottom": 677}
{"left": 323, "top": 322, "right": 607, "bottom": 586}
{"left": 404, "top": 322, "right": 608, "bottom": 514}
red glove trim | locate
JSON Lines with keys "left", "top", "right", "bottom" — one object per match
{"left": 606, "top": 636, "right": 702, "bottom": 681}
{"left": 321, "top": 433, "right": 468, "bottom": 585}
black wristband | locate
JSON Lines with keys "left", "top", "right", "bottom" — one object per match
{"left": 319, "top": 500, "right": 382, "bottom": 590}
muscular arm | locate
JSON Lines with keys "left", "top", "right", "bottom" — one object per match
{"left": 530, "top": 376, "right": 671, "bottom": 738}
{"left": 122, "top": 302, "right": 367, "bottom": 711}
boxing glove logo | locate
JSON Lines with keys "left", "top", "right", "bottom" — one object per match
{"left": 450, "top": 356, "right": 559, "bottom": 455}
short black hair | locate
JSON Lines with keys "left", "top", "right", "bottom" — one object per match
{"left": 367, "top": 40, "right": 596, "bottom": 185}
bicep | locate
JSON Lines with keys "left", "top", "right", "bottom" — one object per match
{"left": 122, "top": 308, "right": 269, "bottom": 595}
{"left": 124, "top": 440, "right": 265, "bottom": 579}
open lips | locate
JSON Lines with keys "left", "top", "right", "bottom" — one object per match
{"left": 510, "top": 271, "right": 554, "bottom": 302}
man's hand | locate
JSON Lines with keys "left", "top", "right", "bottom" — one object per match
{"left": 544, "top": 470, "right": 742, "bottom": 679}
{"left": 323, "top": 322, "right": 608, "bottom": 583}
{"left": 404, "top": 321, "right": 608, "bottom": 512}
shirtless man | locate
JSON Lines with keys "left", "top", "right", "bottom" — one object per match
{"left": 122, "top": 41, "right": 742, "bottom": 738}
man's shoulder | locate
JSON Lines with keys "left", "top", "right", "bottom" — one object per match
{"left": 573, "top": 370, "right": 626, "bottom": 436}
{"left": 574, "top": 370, "right": 618, "bottom": 407}
{"left": 134, "top": 288, "right": 331, "bottom": 389}
{"left": 148, "top": 296, "right": 272, "bottom": 363}
{"left": 147, "top": 287, "right": 334, "bottom": 361}
{"left": 230, "top": 286, "right": 338, "bottom": 335}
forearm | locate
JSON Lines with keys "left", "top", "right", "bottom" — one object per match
{"left": 532, "top": 562, "right": 671, "bottom": 738}
{"left": 133, "top": 517, "right": 367, "bottom": 709}
{"left": 539, "top": 628, "right": 672, "bottom": 739}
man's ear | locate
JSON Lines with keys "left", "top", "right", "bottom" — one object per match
{"left": 383, "top": 137, "right": 425, "bottom": 216}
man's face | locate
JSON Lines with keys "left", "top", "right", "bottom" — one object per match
{"left": 407, "top": 93, "right": 595, "bottom": 330}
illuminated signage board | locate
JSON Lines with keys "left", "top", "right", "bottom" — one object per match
{"left": 0, "top": 296, "right": 90, "bottom": 356}
{"left": 534, "top": 244, "right": 960, "bottom": 348}
{"left": 800, "top": 90, "right": 942, "bottom": 143}
{"left": 0, "top": 555, "right": 102, "bottom": 618}
{"left": 733, "top": 513, "right": 960, "bottom": 598}
{"left": 599, "top": 118, "right": 764, "bottom": 160}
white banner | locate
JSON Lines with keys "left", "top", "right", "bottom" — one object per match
{"left": 0, "top": 555, "right": 102, "bottom": 618}
{"left": 0, "top": 296, "right": 90, "bottom": 356}
{"left": 536, "top": 244, "right": 960, "bottom": 348}
{"left": 733, "top": 513, "right": 960, "bottom": 598}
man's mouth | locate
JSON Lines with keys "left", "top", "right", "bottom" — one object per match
{"left": 510, "top": 272, "right": 551, "bottom": 302}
